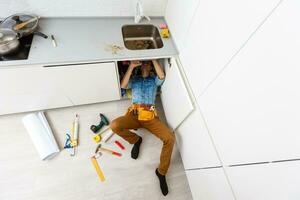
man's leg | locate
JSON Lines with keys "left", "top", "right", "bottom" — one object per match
{"left": 110, "top": 112, "right": 141, "bottom": 144}
{"left": 141, "top": 117, "right": 175, "bottom": 195}
{"left": 141, "top": 117, "right": 175, "bottom": 175}
{"left": 110, "top": 112, "right": 143, "bottom": 159}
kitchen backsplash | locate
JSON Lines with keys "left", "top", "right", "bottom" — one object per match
{"left": 0, "top": 0, "right": 167, "bottom": 18}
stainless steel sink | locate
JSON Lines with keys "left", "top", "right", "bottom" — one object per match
{"left": 122, "top": 24, "right": 163, "bottom": 50}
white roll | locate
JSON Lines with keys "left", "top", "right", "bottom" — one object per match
{"left": 22, "top": 112, "right": 60, "bottom": 160}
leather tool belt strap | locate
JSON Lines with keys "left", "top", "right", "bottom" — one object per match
{"left": 128, "top": 104, "right": 157, "bottom": 121}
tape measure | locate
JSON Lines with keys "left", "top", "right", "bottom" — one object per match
{"left": 93, "top": 134, "right": 101, "bottom": 143}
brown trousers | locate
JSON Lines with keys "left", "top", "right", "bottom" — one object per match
{"left": 110, "top": 110, "right": 175, "bottom": 175}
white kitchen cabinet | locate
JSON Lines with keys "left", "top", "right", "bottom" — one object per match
{"left": 198, "top": 0, "right": 300, "bottom": 165}
{"left": 165, "top": 0, "right": 200, "bottom": 51}
{"left": 0, "top": 66, "right": 72, "bottom": 115}
{"left": 178, "top": 0, "right": 281, "bottom": 100}
{"left": 45, "top": 62, "right": 121, "bottom": 105}
{"left": 160, "top": 58, "right": 194, "bottom": 131}
{"left": 227, "top": 161, "right": 300, "bottom": 200}
{"left": 186, "top": 168, "right": 235, "bottom": 200}
{"left": 0, "top": 62, "right": 120, "bottom": 115}
{"left": 175, "top": 106, "right": 221, "bottom": 169}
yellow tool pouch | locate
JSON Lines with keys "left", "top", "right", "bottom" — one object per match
{"left": 138, "top": 108, "right": 155, "bottom": 121}
{"left": 125, "top": 108, "right": 132, "bottom": 115}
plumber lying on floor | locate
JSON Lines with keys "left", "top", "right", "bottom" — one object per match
{"left": 111, "top": 60, "right": 175, "bottom": 196}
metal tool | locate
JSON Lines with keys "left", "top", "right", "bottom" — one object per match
{"left": 64, "top": 133, "right": 72, "bottom": 149}
{"left": 51, "top": 34, "right": 57, "bottom": 47}
{"left": 90, "top": 113, "right": 109, "bottom": 133}
{"left": 95, "top": 144, "right": 121, "bottom": 157}
{"left": 64, "top": 133, "right": 77, "bottom": 156}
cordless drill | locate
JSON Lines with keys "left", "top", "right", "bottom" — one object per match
{"left": 90, "top": 113, "right": 109, "bottom": 133}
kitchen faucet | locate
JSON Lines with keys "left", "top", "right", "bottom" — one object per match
{"left": 134, "top": 1, "right": 151, "bottom": 23}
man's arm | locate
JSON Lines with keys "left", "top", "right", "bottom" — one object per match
{"left": 152, "top": 59, "right": 165, "bottom": 80}
{"left": 120, "top": 61, "right": 141, "bottom": 89}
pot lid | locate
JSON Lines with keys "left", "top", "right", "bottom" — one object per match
{"left": 0, "top": 28, "right": 17, "bottom": 44}
{"left": 0, "top": 14, "right": 38, "bottom": 35}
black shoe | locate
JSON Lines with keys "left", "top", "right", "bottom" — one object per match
{"left": 155, "top": 169, "right": 169, "bottom": 196}
{"left": 131, "top": 137, "right": 142, "bottom": 159}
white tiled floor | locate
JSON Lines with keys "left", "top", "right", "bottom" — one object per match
{"left": 0, "top": 99, "right": 192, "bottom": 200}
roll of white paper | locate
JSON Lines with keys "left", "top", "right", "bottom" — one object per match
{"left": 22, "top": 112, "right": 60, "bottom": 160}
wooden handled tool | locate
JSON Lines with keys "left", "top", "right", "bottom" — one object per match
{"left": 91, "top": 156, "right": 105, "bottom": 182}
{"left": 95, "top": 144, "right": 121, "bottom": 157}
{"left": 72, "top": 114, "right": 79, "bottom": 146}
{"left": 99, "top": 147, "right": 121, "bottom": 157}
{"left": 70, "top": 114, "right": 79, "bottom": 156}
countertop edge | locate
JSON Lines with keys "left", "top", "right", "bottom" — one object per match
{"left": 0, "top": 16, "right": 179, "bottom": 68}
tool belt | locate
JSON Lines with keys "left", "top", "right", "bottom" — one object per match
{"left": 127, "top": 104, "right": 157, "bottom": 121}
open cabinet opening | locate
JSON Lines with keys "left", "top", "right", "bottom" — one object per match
{"left": 117, "top": 58, "right": 168, "bottom": 99}
{"left": 117, "top": 57, "right": 194, "bottom": 131}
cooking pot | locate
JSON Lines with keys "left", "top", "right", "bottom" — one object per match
{"left": 0, "top": 13, "right": 48, "bottom": 39}
{"left": 0, "top": 28, "right": 20, "bottom": 55}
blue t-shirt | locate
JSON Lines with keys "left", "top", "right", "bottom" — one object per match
{"left": 127, "top": 75, "right": 164, "bottom": 105}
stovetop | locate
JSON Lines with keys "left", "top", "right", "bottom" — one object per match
{"left": 0, "top": 20, "right": 34, "bottom": 62}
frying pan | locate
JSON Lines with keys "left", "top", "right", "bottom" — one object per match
{"left": 0, "top": 13, "right": 48, "bottom": 39}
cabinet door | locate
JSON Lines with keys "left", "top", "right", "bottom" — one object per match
{"left": 45, "top": 62, "right": 120, "bottom": 105}
{"left": 199, "top": 0, "right": 300, "bottom": 165}
{"left": 227, "top": 161, "right": 300, "bottom": 200}
{"left": 160, "top": 58, "right": 194, "bottom": 130}
{"left": 0, "top": 66, "right": 72, "bottom": 115}
{"left": 186, "top": 168, "right": 235, "bottom": 200}
{"left": 175, "top": 106, "right": 221, "bottom": 169}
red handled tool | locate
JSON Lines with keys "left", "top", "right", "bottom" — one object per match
{"left": 115, "top": 140, "right": 125, "bottom": 150}
{"left": 95, "top": 144, "right": 121, "bottom": 157}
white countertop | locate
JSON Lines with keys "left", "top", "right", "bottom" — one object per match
{"left": 0, "top": 17, "right": 178, "bottom": 67}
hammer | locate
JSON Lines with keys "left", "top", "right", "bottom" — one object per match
{"left": 95, "top": 144, "right": 121, "bottom": 157}
{"left": 90, "top": 113, "right": 109, "bottom": 133}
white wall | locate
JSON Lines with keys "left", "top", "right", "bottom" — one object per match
{"left": 165, "top": 0, "right": 200, "bottom": 51}
{"left": 166, "top": 0, "right": 300, "bottom": 199}
{"left": 0, "top": 0, "right": 167, "bottom": 18}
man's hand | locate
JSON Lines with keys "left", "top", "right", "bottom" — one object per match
{"left": 129, "top": 60, "right": 142, "bottom": 69}
{"left": 121, "top": 60, "right": 141, "bottom": 89}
